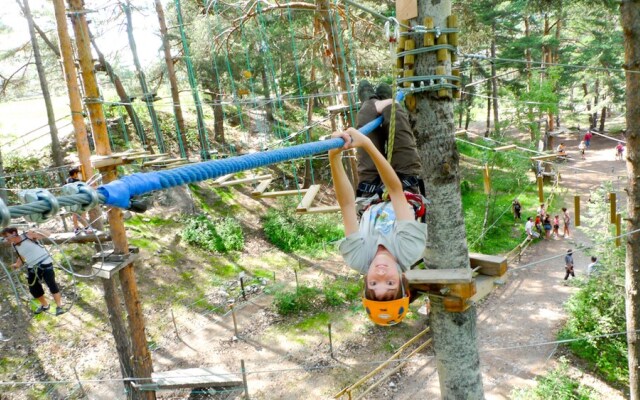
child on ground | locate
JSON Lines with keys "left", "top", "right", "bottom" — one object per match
{"left": 1, "top": 227, "right": 65, "bottom": 315}
{"left": 525, "top": 217, "right": 538, "bottom": 240}
{"left": 587, "top": 256, "right": 599, "bottom": 277}
{"left": 564, "top": 249, "right": 575, "bottom": 282}
{"left": 543, "top": 215, "right": 552, "bottom": 239}
{"left": 578, "top": 140, "right": 586, "bottom": 160}
{"left": 553, "top": 215, "right": 560, "bottom": 239}
{"left": 331, "top": 81, "right": 427, "bottom": 326}
{"left": 616, "top": 143, "right": 625, "bottom": 161}
{"left": 584, "top": 131, "right": 592, "bottom": 148}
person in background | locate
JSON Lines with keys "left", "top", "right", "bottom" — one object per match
{"left": 552, "top": 215, "right": 560, "bottom": 239}
{"left": 587, "top": 256, "right": 600, "bottom": 277}
{"left": 66, "top": 168, "right": 92, "bottom": 234}
{"left": 562, "top": 207, "right": 571, "bottom": 239}
{"left": 512, "top": 198, "right": 522, "bottom": 222}
{"left": 1, "top": 227, "right": 65, "bottom": 316}
{"left": 584, "top": 131, "right": 592, "bottom": 148}
{"left": 578, "top": 140, "right": 586, "bottom": 160}
{"left": 564, "top": 249, "right": 575, "bottom": 282}
{"left": 616, "top": 142, "right": 625, "bottom": 161}
{"left": 543, "top": 215, "right": 552, "bottom": 240}
{"left": 525, "top": 217, "right": 538, "bottom": 240}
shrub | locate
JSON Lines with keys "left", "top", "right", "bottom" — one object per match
{"left": 262, "top": 201, "right": 343, "bottom": 254}
{"left": 182, "top": 215, "right": 244, "bottom": 253}
{"left": 273, "top": 286, "right": 321, "bottom": 316}
{"left": 511, "top": 358, "right": 596, "bottom": 400}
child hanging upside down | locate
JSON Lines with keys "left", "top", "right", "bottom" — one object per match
{"left": 329, "top": 81, "right": 427, "bottom": 326}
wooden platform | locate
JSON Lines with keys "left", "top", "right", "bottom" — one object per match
{"left": 91, "top": 252, "right": 139, "bottom": 279}
{"left": 531, "top": 154, "right": 558, "bottom": 161}
{"left": 145, "top": 367, "right": 243, "bottom": 390}
{"left": 405, "top": 268, "right": 473, "bottom": 284}
{"left": 469, "top": 252, "right": 507, "bottom": 276}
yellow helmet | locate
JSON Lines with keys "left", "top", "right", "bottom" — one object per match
{"left": 363, "top": 296, "right": 410, "bottom": 326}
{"left": 362, "top": 273, "right": 410, "bottom": 326}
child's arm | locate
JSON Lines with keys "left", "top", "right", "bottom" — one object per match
{"left": 342, "top": 128, "right": 414, "bottom": 221}
{"left": 329, "top": 136, "right": 359, "bottom": 237}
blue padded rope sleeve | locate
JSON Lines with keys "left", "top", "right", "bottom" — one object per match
{"left": 98, "top": 92, "right": 406, "bottom": 208}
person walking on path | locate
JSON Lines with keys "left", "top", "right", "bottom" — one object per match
{"left": 578, "top": 140, "right": 586, "bottom": 160}
{"left": 1, "top": 227, "right": 65, "bottom": 315}
{"left": 616, "top": 142, "right": 625, "bottom": 161}
{"left": 562, "top": 207, "right": 571, "bottom": 239}
{"left": 564, "top": 249, "right": 575, "bottom": 282}
{"left": 512, "top": 199, "right": 522, "bottom": 222}
{"left": 584, "top": 131, "right": 592, "bottom": 148}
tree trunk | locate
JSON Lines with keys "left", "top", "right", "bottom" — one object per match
{"left": 490, "top": 23, "right": 499, "bottom": 136}
{"left": 155, "top": 0, "right": 188, "bottom": 157}
{"left": 485, "top": 78, "right": 491, "bottom": 137}
{"left": 524, "top": 16, "right": 532, "bottom": 79}
{"left": 593, "top": 78, "right": 600, "bottom": 130}
{"left": 260, "top": 65, "right": 275, "bottom": 123}
{"left": 620, "top": 4, "right": 640, "bottom": 397}
{"left": 317, "top": 0, "right": 353, "bottom": 107}
{"left": 600, "top": 107, "right": 607, "bottom": 133}
{"left": 89, "top": 34, "right": 148, "bottom": 150}
{"left": 20, "top": 0, "right": 64, "bottom": 167}
{"left": 206, "top": 88, "right": 225, "bottom": 144}
{"left": 414, "top": 1, "right": 484, "bottom": 398}
{"left": 0, "top": 149, "right": 6, "bottom": 204}
{"left": 124, "top": 1, "right": 165, "bottom": 153}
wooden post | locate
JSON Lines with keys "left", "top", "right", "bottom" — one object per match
{"left": 610, "top": 192, "right": 617, "bottom": 224}
{"left": 230, "top": 304, "right": 239, "bottom": 337}
{"left": 241, "top": 360, "right": 250, "bottom": 400}
{"left": 483, "top": 164, "right": 491, "bottom": 194}
{"left": 616, "top": 213, "right": 622, "bottom": 247}
{"left": 328, "top": 323, "right": 334, "bottom": 358}
{"left": 537, "top": 176, "right": 544, "bottom": 202}
{"left": 67, "top": 2, "right": 155, "bottom": 399}
{"left": 574, "top": 195, "right": 580, "bottom": 227}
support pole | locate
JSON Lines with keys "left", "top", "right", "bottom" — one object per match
{"left": 610, "top": 192, "right": 617, "bottom": 224}
{"left": 328, "top": 323, "right": 334, "bottom": 358}
{"left": 537, "top": 176, "right": 544, "bottom": 202}
{"left": 230, "top": 304, "right": 239, "bottom": 338}
{"left": 67, "top": 2, "right": 155, "bottom": 399}
{"left": 483, "top": 164, "right": 491, "bottom": 194}
{"left": 241, "top": 360, "right": 250, "bottom": 400}
{"left": 574, "top": 195, "right": 580, "bottom": 227}
{"left": 616, "top": 213, "right": 622, "bottom": 247}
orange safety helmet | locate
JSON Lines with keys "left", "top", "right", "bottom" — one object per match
{"left": 362, "top": 273, "right": 410, "bottom": 326}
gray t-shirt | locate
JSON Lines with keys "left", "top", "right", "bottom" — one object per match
{"left": 339, "top": 201, "right": 427, "bottom": 274}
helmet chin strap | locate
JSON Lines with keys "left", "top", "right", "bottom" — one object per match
{"left": 396, "top": 264, "right": 406, "bottom": 298}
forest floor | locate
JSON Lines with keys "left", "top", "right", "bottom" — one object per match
{"left": 0, "top": 124, "right": 631, "bottom": 400}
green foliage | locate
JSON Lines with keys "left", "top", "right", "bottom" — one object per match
{"left": 273, "top": 278, "right": 361, "bottom": 316}
{"left": 511, "top": 358, "right": 597, "bottom": 400}
{"left": 182, "top": 215, "right": 244, "bottom": 253}
{"left": 273, "top": 285, "right": 321, "bottom": 316}
{"left": 262, "top": 199, "right": 343, "bottom": 254}
{"left": 559, "top": 182, "right": 628, "bottom": 384}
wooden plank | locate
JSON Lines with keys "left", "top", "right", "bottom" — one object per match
{"left": 0, "top": 231, "right": 112, "bottom": 247}
{"left": 297, "top": 205, "right": 341, "bottom": 214}
{"left": 530, "top": 154, "right": 558, "bottom": 161}
{"left": 327, "top": 104, "right": 350, "bottom": 114}
{"left": 494, "top": 144, "right": 516, "bottom": 152}
{"left": 258, "top": 189, "right": 308, "bottom": 199}
{"left": 91, "top": 155, "right": 124, "bottom": 169}
{"left": 296, "top": 184, "right": 321, "bottom": 211}
{"left": 151, "top": 367, "right": 242, "bottom": 390}
{"left": 251, "top": 178, "right": 274, "bottom": 196}
{"left": 469, "top": 252, "right": 507, "bottom": 276}
{"left": 142, "top": 158, "right": 186, "bottom": 167}
{"left": 454, "top": 130, "right": 467, "bottom": 137}
{"left": 91, "top": 253, "right": 138, "bottom": 279}
{"left": 217, "top": 174, "right": 272, "bottom": 187}
{"left": 405, "top": 268, "right": 473, "bottom": 284}
{"left": 213, "top": 173, "right": 234, "bottom": 185}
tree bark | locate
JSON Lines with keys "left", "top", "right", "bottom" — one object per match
{"left": 485, "top": 78, "right": 491, "bottom": 137}
{"left": 621, "top": 3, "right": 640, "bottom": 398}
{"left": 0, "top": 149, "right": 6, "bottom": 204}
{"left": 599, "top": 107, "right": 607, "bottom": 133}
{"left": 414, "top": 1, "right": 484, "bottom": 398}
{"left": 19, "top": 0, "right": 64, "bottom": 167}
{"left": 490, "top": 23, "right": 499, "bottom": 136}
{"left": 317, "top": 0, "right": 353, "bottom": 107}
{"left": 260, "top": 65, "right": 275, "bottom": 123}
{"left": 124, "top": 1, "right": 165, "bottom": 153}
{"left": 524, "top": 15, "right": 532, "bottom": 79}
{"left": 89, "top": 33, "right": 148, "bottom": 149}
{"left": 155, "top": 0, "right": 189, "bottom": 157}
